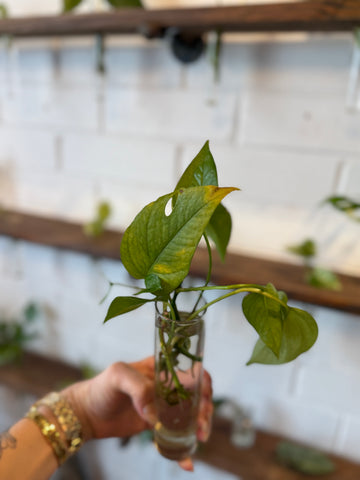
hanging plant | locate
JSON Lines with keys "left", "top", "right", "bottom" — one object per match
{"left": 63, "top": 0, "right": 142, "bottom": 12}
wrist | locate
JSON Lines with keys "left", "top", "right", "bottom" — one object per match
{"left": 25, "top": 390, "right": 85, "bottom": 465}
{"left": 61, "top": 381, "right": 94, "bottom": 443}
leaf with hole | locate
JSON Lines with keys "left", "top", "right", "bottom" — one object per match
{"left": 120, "top": 185, "right": 237, "bottom": 294}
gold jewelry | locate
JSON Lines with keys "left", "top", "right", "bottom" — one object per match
{"left": 26, "top": 409, "right": 68, "bottom": 465}
{"left": 35, "top": 392, "right": 83, "bottom": 455}
{"left": 26, "top": 392, "right": 83, "bottom": 465}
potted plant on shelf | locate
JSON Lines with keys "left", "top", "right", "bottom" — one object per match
{"left": 104, "top": 141, "right": 318, "bottom": 461}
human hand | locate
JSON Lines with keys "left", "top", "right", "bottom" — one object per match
{"left": 62, "top": 356, "right": 213, "bottom": 471}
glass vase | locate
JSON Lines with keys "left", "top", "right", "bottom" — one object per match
{"left": 154, "top": 302, "right": 205, "bottom": 461}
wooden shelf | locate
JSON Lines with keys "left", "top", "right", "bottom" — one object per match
{"left": 0, "top": 209, "right": 359, "bottom": 314}
{"left": 0, "top": 1, "right": 358, "bottom": 38}
{"left": 197, "top": 416, "right": 360, "bottom": 480}
{"left": 0, "top": 351, "right": 83, "bottom": 397}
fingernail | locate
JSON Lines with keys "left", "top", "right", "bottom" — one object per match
{"left": 142, "top": 403, "right": 157, "bottom": 426}
{"left": 179, "top": 457, "right": 194, "bottom": 472}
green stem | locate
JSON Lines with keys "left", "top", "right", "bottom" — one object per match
{"left": 158, "top": 322, "right": 183, "bottom": 392}
{"left": 176, "top": 284, "right": 288, "bottom": 321}
{"left": 175, "top": 345, "right": 203, "bottom": 363}
{"left": 192, "top": 233, "right": 212, "bottom": 314}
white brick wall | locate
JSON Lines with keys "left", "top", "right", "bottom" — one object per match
{"left": 0, "top": 11, "right": 360, "bottom": 476}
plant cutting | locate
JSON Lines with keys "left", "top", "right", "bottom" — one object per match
{"left": 104, "top": 141, "right": 318, "bottom": 461}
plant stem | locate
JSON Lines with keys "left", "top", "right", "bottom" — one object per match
{"left": 192, "top": 233, "right": 212, "bottom": 313}
{"left": 175, "top": 284, "right": 288, "bottom": 321}
{"left": 158, "top": 321, "right": 183, "bottom": 393}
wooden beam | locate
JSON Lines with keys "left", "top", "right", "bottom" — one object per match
{"left": 0, "top": 209, "right": 359, "bottom": 315}
{"left": 0, "top": 1, "right": 358, "bottom": 37}
{"left": 0, "top": 351, "right": 83, "bottom": 397}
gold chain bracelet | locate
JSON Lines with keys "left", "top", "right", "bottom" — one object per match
{"left": 26, "top": 409, "right": 68, "bottom": 466}
{"left": 26, "top": 392, "right": 83, "bottom": 465}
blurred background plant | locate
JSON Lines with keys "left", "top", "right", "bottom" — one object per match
{"left": 0, "top": 302, "right": 41, "bottom": 366}
{"left": 63, "top": 0, "right": 142, "bottom": 12}
{"left": 286, "top": 194, "right": 360, "bottom": 290}
{"left": 83, "top": 200, "right": 112, "bottom": 237}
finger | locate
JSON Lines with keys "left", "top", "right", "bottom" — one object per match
{"left": 109, "top": 362, "right": 155, "bottom": 424}
{"left": 196, "top": 370, "right": 213, "bottom": 442}
{"left": 178, "top": 457, "right": 194, "bottom": 472}
{"left": 130, "top": 356, "right": 155, "bottom": 380}
{"left": 197, "top": 401, "right": 213, "bottom": 442}
{"left": 202, "top": 370, "right": 212, "bottom": 399}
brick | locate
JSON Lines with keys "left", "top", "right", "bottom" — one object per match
{"left": 181, "top": 143, "right": 339, "bottom": 208}
{"left": 0, "top": 127, "right": 56, "bottom": 171}
{"left": 256, "top": 396, "right": 339, "bottom": 452}
{"left": 337, "top": 415, "right": 360, "bottom": 462}
{"left": 247, "top": 36, "right": 352, "bottom": 94}
{"left": 57, "top": 46, "right": 98, "bottom": 86}
{"left": 241, "top": 92, "right": 360, "bottom": 152}
{"left": 296, "top": 364, "right": 360, "bottom": 416}
{"left": 105, "top": 41, "right": 183, "bottom": 88}
{"left": 62, "top": 133, "right": 176, "bottom": 187}
{"left": 1, "top": 85, "right": 98, "bottom": 130}
{"left": 10, "top": 168, "right": 96, "bottom": 220}
{"left": 104, "top": 88, "right": 236, "bottom": 141}
{"left": 298, "top": 306, "right": 360, "bottom": 375}
{"left": 7, "top": 0, "right": 60, "bottom": 16}
{"left": 337, "top": 158, "right": 360, "bottom": 197}
{"left": 187, "top": 35, "right": 351, "bottom": 93}
{"left": 16, "top": 45, "right": 55, "bottom": 83}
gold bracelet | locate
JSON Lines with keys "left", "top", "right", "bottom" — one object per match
{"left": 26, "top": 392, "right": 83, "bottom": 465}
{"left": 26, "top": 409, "right": 68, "bottom": 466}
{"left": 34, "top": 392, "right": 83, "bottom": 455}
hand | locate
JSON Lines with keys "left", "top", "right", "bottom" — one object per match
{"left": 62, "top": 357, "right": 213, "bottom": 471}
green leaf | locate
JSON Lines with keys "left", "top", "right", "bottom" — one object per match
{"left": 247, "top": 307, "right": 318, "bottom": 365}
{"left": 104, "top": 296, "right": 152, "bottom": 323}
{"left": 120, "top": 185, "right": 237, "bottom": 294}
{"left": 23, "top": 303, "right": 39, "bottom": 322}
{"left": 0, "top": 4, "right": 8, "bottom": 18}
{"left": 276, "top": 441, "right": 335, "bottom": 475}
{"left": 145, "top": 274, "right": 162, "bottom": 293}
{"left": 306, "top": 267, "right": 342, "bottom": 291}
{"left": 205, "top": 204, "right": 232, "bottom": 262}
{"left": 287, "top": 238, "right": 317, "bottom": 259}
{"left": 175, "top": 141, "right": 233, "bottom": 260}
{"left": 63, "top": 0, "right": 83, "bottom": 12}
{"left": 175, "top": 141, "right": 218, "bottom": 190}
{"left": 355, "top": 28, "right": 360, "bottom": 49}
{"left": 98, "top": 201, "right": 112, "bottom": 222}
{"left": 323, "top": 195, "right": 360, "bottom": 222}
{"left": 106, "top": 0, "right": 142, "bottom": 7}
{"left": 242, "top": 284, "right": 286, "bottom": 356}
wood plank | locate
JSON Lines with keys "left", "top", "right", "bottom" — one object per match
{"left": 0, "top": 209, "right": 359, "bottom": 314}
{"left": 0, "top": 1, "right": 358, "bottom": 37}
{"left": 196, "top": 416, "right": 360, "bottom": 480}
{"left": 0, "top": 351, "right": 83, "bottom": 397}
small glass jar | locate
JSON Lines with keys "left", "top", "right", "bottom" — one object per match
{"left": 154, "top": 302, "right": 205, "bottom": 461}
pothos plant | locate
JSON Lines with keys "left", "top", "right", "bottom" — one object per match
{"left": 104, "top": 141, "right": 318, "bottom": 403}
